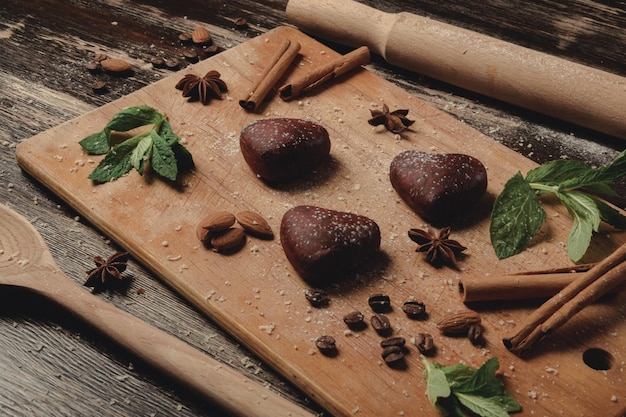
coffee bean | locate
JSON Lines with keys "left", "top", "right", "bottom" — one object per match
{"left": 304, "top": 289, "right": 329, "bottom": 308}
{"left": 467, "top": 324, "right": 484, "bottom": 345}
{"left": 380, "top": 336, "right": 406, "bottom": 348}
{"left": 343, "top": 310, "right": 365, "bottom": 330}
{"left": 91, "top": 81, "right": 107, "bottom": 93}
{"left": 178, "top": 32, "right": 193, "bottom": 44}
{"left": 234, "top": 17, "right": 248, "bottom": 29}
{"left": 381, "top": 345, "right": 404, "bottom": 364}
{"left": 151, "top": 56, "right": 166, "bottom": 69}
{"left": 203, "top": 44, "right": 219, "bottom": 55}
{"left": 85, "top": 61, "right": 100, "bottom": 72}
{"left": 182, "top": 48, "right": 199, "bottom": 62}
{"left": 414, "top": 333, "right": 435, "bottom": 355}
{"left": 315, "top": 335, "right": 337, "bottom": 356}
{"left": 371, "top": 314, "right": 391, "bottom": 335}
{"left": 165, "top": 58, "right": 181, "bottom": 70}
{"left": 402, "top": 300, "right": 426, "bottom": 319}
{"left": 368, "top": 294, "right": 391, "bottom": 313}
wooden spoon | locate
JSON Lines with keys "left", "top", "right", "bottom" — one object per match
{"left": 0, "top": 204, "right": 315, "bottom": 417}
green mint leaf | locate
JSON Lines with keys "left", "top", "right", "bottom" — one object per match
{"left": 595, "top": 199, "right": 626, "bottom": 230}
{"left": 159, "top": 119, "right": 195, "bottom": 171}
{"left": 423, "top": 357, "right": 521, "bottom": 417}
{"left": 150, "top": 131, "right": 178, "bottom": 181}
{"left": 577, "top": 182, "right": 618, "bottom": 197}
{"left": 104, "top": 105, "right": 163, "bottom": 132}
{"left": 561, "top": 149, "right": 626, "bottom": 192}
{"left": 453, "top": 357, "right": 501, "bottom": 396}
{"left": 422, "top": 356, "right": 452, "bottom": 405}
{"left": 159, "top": 119, "right": 180, "bottom": 145}
{"left": 81, "top": 106, "right": 194, "bottom": 183}
{"left": 557, "top": 191, "right": 601, "bottom": 261}
{"left": 454, "top": 392, "right": 511, "bottom": 417}
{"left": 526, "top": 159, "right": 591, "bottom": 187}
{"left": 490, "top": 172, "right": 546, "bottom": 259}
{"left": 492, "top": 394, "right": 522, "bottom": 413}
{"left": 130, "top": 133, "right": 153, "bottom": 175}
{"left": 87, "top": 135, "right": 142, "bottom": 183}
{"left": 441, "top": 363, "right": 476, "bottom": 389}
{"left": 172, "top": 142, "right": 195, "bottom": 171}
{"left": 79, "top": 130, "right": 111, "bottom": 154}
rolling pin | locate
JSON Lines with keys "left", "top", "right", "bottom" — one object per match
{"left": 286, "top": 0, "right": 626, "bottom": 140}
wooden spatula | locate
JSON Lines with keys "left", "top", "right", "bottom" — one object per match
{"left": 0, "top": 203, "right": 315, "bottom": 417}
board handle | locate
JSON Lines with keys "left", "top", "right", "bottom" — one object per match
{"left": 286, "top": 0, "right": 626, "bottom": 140}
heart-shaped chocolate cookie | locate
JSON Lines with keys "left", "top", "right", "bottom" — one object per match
{"left": 390, "top": 150, "right": 487, "bottom": 223}
{"left": 240, "top": 118, "right": 331, "bottom": 182}
{"left": 280, "top": 205, "right": 381, "bottom": 285}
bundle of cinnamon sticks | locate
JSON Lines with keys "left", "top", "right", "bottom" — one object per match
{"left": 238, "top": 37, "right": 370, "bottom": 112}
{"left": 503, "top": 242, "right": 626, "bottom": 355}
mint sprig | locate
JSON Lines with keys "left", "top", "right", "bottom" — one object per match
{"left": 422, "top": 356, "right": 521, "bottom": 417}
{"left": 79, "top": 105, "right": 194, "bottom": 183}
{"left": 490, "top": 150, "right": 626, "bottom": 262}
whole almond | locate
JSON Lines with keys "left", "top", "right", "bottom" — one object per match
{"left": 211, "top": 227, "right": 245, "bottom": 252}
{"left": 191, "top": 26, "right": 211, "bottom": 44}
{"left": 235, "top": 210, "right": 273, "bottom": 239}
{"left": 196, "top": 211, "right": 236, "bottom": 243}
{"left": 436, "top": 310, "right": 481, "bottom": 334}
{"left": 100, "top": 58, "right": 132, "bottom": 73}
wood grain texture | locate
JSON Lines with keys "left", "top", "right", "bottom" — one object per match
{"left": 15, "top": 26, "right": 626, "bottom": 417}
{"left": 1, "top": 1, "right": 625, "bottom": 416}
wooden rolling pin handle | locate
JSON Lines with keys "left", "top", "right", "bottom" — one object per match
{"left": 286, "top": 0, "right": 626, "bottom": 140}
{"left": 36, "top": 271, "right": 314, "bottom": 417}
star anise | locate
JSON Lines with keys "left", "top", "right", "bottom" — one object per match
{"left": 175, "top": 70, "right": 228, "bottom": 104}
{"left": 83, "top": 251, "right": 130, "bottom": 292}
{"left": 408, "top": 227, "right": 466, "bottom": 268}
{"left": 368, "top": 104, "right": 415, "bottom": 134}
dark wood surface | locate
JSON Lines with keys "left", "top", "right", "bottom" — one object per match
{"left": 1, "top": 1, "right": 624, "bottom": 416}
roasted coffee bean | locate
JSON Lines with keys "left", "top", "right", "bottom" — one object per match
{"left": 91, "top": 81, "right": 107, "bottom": 93}
{"left": 343, "top": 310, "right": 365, "bottom": 329}
{"left": 371, "top": 313, "right": 391, "bottom": 335}
{"left": 467, "top": 324, "right": 484, "bottom": 345}
{"left": 182, "top": 48, "right": 199, "bottom": 62}
{"left": 304, "top": 288, "right": 329, "bottom": 307}
{"left": 203, "top": 44, "right": 219, "bottom": 55}
{"left": 178, "top": 32, "right": 193, "bottom": 44}
{"left": 381, "top": 345, "right": 404, "bottom": 364}
{"left": 414, "top": 333, "right": 435, "bottom": 355}
{"left": 380, "top": 336, "right": 406, "bottom": 348}
{"left": 165, "top": 58, "right": 181, "bottom": 70}
{"left": 85, "top": 61, "right": 100, "bottom": 72}
{"left": 315, "top": 335, "right": 337, "bottom": 356}
{"left": 402, "top": 300, "right": 426, "bottom": 318}
{"left": 150, "top": 56, "right": 166, "bottom": 68}
{"left": 234, "top": 17, "right": 248, "bottom": 29}
{"left": 368, "top": 294, "right": 391, "bottom": 313}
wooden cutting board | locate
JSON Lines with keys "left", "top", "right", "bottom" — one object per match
{"left": 15, "top": 26, "right": 626, "bottom": 417}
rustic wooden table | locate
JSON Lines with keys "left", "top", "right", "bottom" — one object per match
{"left": 1, "top": 1, "right": 624, "bottom": 416}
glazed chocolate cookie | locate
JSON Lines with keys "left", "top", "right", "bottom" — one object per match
{"left": 280, "top": 205, "right": 381, "bottom": 285}
{"left": 390, "top": 150, "right": 487, "bottom": 223}
{"left": 239, "top": 118, "right": 331, "bottom": 182}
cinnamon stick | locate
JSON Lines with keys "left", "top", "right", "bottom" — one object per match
{"left": 239, "top": 39, "right": 301, "bottom": 111}
{"left": 460, "top": 273, "right": 578, "bottom": 302}
{"left": 278, "top": 46, "right": 370, "bottom": 100}
{"left": 503, "top": 242, "right": 626, "bottom": 355}
{"left": 460, "top": 263, "right": 596, "bottom": 302}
